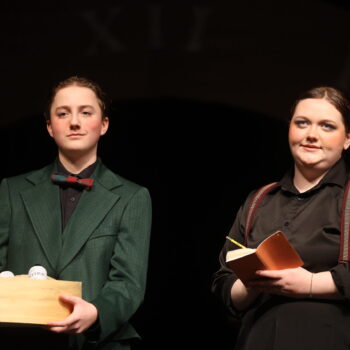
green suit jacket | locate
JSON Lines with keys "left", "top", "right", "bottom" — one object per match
{"left": 0, "top": 160, "right": 152, "bottom": 349}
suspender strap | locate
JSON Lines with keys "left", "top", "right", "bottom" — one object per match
{"left": 339, "top": 180, "right": 350, "bottom": 263}
{"left": 243, "top": 180, "right": 350, "bottom": 263}
{"left": 244, "top": 182, "right": 279, "bottom": 245}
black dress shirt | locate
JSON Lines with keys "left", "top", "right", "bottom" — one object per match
{"left": 56, "top": 160, "right": 97, "bottom": 230}
{"left": 212, "top": 158, "right": 350, "bottom": 350}
{"left": 55, "top": 159, "right": 101, "bottom": 340}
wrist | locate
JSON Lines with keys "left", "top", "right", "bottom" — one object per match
{"left": 309, "top": 273, "right": 313, "bottom": 298}
{"left": 307, "top": 271, "right": 342, "bottom": 300}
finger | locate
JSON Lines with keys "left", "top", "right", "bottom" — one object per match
{"left": 46, "top": 325, "right": 68, "bottom": 333}
{"left": 47, "top": 320, "right": 70, "bottom": 327}
{"left": 47, "top": 319, "right": 80, "bottom": 333}
{"left": 59, "top": 295, "right": 81, "bottom": 305}
{"left": 248, "top": 278, "right": 283, "bottom": 290}
{"left": 48, "top": 326, "right": 80, "bottom": 334}
{"left": 256, "top": 270, "right": 283, "bottom": 279}
{"left": 57, "top": 295, "right": 82, "bottom": 315}
{"left": 47, "top": 312, "right": 77, "bottom": 327}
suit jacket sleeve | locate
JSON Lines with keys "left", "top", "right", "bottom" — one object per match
{"left": 90, "top": 186, "right": 152, "bottom": 342}
{"left": 0, "top": 179, "right": 11, "bottom": 271}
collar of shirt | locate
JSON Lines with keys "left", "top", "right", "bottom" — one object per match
{"left": 278, "top": 158, "right": 348, "bottom": 196}
{"left": 56, "top": 159, "right": 97, "bottom": 180}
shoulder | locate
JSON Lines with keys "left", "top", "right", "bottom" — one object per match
{"left": 1, "top": 163, "right": 54, "bottom": 189}
{"left": 238, "top": 181, "right": 280, "bottom": 223}
{"left": 94, "top": 162, "right": 150, "bottom": 200}
{"left": 244, "top": 182, "right": 280, "bottom": 206}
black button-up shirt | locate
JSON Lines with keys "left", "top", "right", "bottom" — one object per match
{"left": 56, "top": 160, "right": 97, "bottom": 230}
{"left": 211, "top": 158, "right": 350, "bottom": 349}
{"left": 213, "top": 158, "right": 350, "bottom": 306}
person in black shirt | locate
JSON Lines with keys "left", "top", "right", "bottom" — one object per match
{"left": 0, "top": 76, "right": 152, "bottom": 350}
{"left": 212, "top": 86, "right": 350, "bottom": 350}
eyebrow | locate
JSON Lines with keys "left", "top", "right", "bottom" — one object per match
{"left": 294, "top": 116, "right": 337, "bottom": 123}
{"left": 79, "top": 105, "right": 95, "bottom": 109}
{"left": 55, "top": 105, "right": 96, "bottom": 110}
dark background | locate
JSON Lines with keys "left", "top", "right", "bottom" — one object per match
{"left": 0, "top": 1, "right": 349, "bottom": 349}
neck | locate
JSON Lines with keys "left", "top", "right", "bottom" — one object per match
{"left": 293, "top": 164, "right": 329, "bottom": 193}
{"left": 58, "top": 151, "right": 97, "bottom": 174}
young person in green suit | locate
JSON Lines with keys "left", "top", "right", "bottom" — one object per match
{"left": 0, "top": 76, "right": 152, "bottom": 350}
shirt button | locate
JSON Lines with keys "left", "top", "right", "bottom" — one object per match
{"left": 284, "top": 221, "right": 289, "bottom": 227}
{"left": 70, "top": 197, "right": 75, "bottom": 202}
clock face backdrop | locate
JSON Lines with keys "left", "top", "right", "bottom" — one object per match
{"left": 0, "top": 1, "right": 349, "bottom": 349}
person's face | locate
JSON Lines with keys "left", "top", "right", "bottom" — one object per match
{"left": 47, "top": 85, "right": 109, "bottom": 157}
{"left": 289, "top": 98, "right": 350, "bottom": 172}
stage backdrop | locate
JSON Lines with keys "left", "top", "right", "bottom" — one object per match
{"left": 0, "top": 1, "right": 349, "bottom": 349}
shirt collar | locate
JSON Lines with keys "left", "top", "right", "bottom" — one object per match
{"left": 280, "top": 158, "right": 348, "bottom": 195}
{"left": 56, "top": 159, "right": 97, "bottom": 179}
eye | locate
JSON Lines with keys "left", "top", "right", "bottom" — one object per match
{"left": 294, "top": 119, "right": 308, "bottom": 128}
{"left": 81, "top": 110, "right": 92, "bottom": 116}
{"left": 57, "top": 112, "right": 68, "bottom": 118}
{"left": 321, "top": 122, "right": 336, "bottom": 131}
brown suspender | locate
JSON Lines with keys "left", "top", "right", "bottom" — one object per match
{"left": 340, "top": 181, "right": 350, "bottom": 263}
{"left": 244, "top": 182, "right": 279, "bottom": 246}
{"left": 245, "top": 181, "right": 350, "bottom": 263}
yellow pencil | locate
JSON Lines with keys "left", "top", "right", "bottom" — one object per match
{"left": 226, "top": 236, "right": 247, "bottom": 249}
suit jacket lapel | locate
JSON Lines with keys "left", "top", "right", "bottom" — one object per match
{"left": 57, "top": 162, "right": 122, "bottom": 274}
{"left": 20, "top": 164, "right": 62, "bottom": 271}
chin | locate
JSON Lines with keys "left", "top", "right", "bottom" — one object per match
{"left": 299, "top": 160, "right": 335, "bottom": 172}
{"left": 60, "top": 147, "right": 88, "bottom": 155}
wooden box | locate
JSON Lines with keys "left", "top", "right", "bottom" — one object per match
{"left": 0, "top": 275, "right": 82, "bottom": 325}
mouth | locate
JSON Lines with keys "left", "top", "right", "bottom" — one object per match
{"left": 67, "top": 133, "right": 85, "bottom": 137}
{"left": 300, "top": 144, "right": 321, "bottom": 151}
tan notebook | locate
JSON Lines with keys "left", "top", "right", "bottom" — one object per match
{"left": 226, "top": 231, "right": 303, "bottom": 284}
{"left": 0, "top": 275, "right": 82, "bottom": 325}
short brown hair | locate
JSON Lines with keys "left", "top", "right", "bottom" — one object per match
{"left": 45, "top": 76, "right": 110, "bottom": 121}
{"left": 291, "top": 86, "right": 350, "bottom": 132}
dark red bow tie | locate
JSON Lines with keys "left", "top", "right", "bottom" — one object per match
{"left": 51, "top": 172, "right": 94, "bottom": 190}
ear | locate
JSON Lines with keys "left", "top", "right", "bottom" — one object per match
{"left": 100, "top": 117, "right": 109, "bottom": 136}
{"left": 344, "top": 132, "right": 350, "bottom": 150}
{"left": 46, "top": 120, "right": 54, "bottom": 138}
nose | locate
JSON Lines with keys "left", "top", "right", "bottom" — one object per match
{"left": 305, "top": 124, "right": 318, "bottom": 142}
{"left": 70, "top": 113, "right": 81, "bottom": 130}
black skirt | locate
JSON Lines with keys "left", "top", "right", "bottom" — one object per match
{"left": 234, "top": 296, "right": 350, "bottom": 350}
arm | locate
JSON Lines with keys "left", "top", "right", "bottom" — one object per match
{"left": 247, "top": 268, "right": 342, "bottom": 299}
{"left": 212, "top": 197, "right": 261, "bottom": 313}
{"left": 89, "top": 187, "right": 152, "bottom": 341}
{"left": 231, "top": 279, "right": 260, "bottom": 310}
{"left": 47, "top": 296, "right": 98, "bottom": 334}
{"left": 48, "top": 187, "right": 152, "bottom": 339}
{"left": 329, "top": 263, "right": 350, "bottom": 300}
